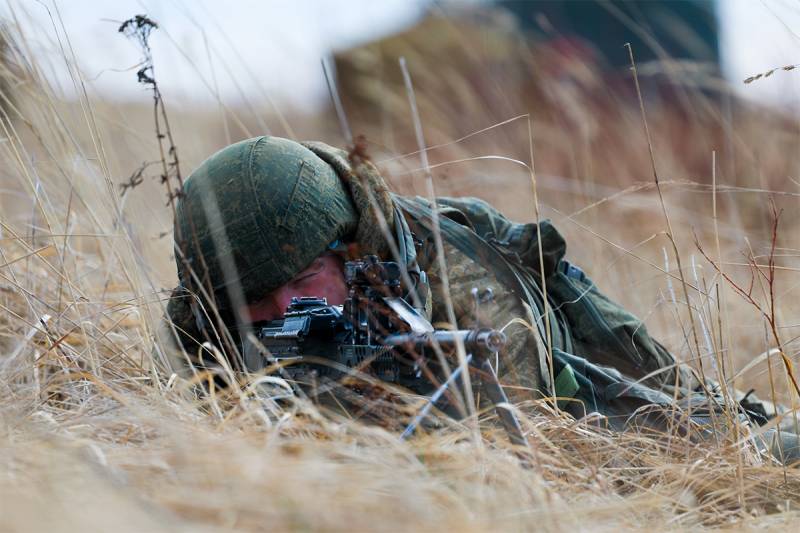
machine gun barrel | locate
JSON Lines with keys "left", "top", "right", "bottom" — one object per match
{"left": 381, "top": 329, "right": 506, "bottom": 359}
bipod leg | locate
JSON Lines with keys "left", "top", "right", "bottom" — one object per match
{"left": 476, "top": 357, "right": 533, "bottom": 466}
{"left": 400, "top": 354, "right": 473, "bottom": 440}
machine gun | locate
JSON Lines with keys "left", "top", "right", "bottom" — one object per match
{"left": 242, "top": 256, "right": 529, "bottom": 450}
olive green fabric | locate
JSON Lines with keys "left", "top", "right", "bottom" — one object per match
{"left": 174, "top": 136, "right": 358, "bottom": 307}
{"left": 395, "top": 195, "right": 701, "bottom": 419}
{"left": 301, "top": 141, "right": 395, "bottom": 257}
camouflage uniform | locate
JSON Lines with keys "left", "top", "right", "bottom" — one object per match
{"left": 166, "top": 136, "right": 800, "bottom": 463}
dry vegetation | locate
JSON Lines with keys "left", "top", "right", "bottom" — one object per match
{"left": 3, "top": 7, "right": 800, "bottom": 532}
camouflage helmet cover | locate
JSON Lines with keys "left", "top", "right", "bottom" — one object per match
{"left": 175, "top": 136, "right": 358, "bottom": 307}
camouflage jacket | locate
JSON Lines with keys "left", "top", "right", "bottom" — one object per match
{"left": 395, "top": 195, "right": 705, "bottom": 426}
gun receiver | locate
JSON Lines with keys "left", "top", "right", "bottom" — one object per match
{"left": 241, "top": 256, "right": 529, "bottom": 452}
{"left": 243, "top": 296, "right": 505, "bottom": 388}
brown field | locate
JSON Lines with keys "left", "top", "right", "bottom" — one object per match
{"left": 3, "top": 10, "right": 800, "bottom": 532}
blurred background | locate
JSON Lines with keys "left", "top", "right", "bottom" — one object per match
{"left": 3, "top": 0, "right": 800, "bottom": 400}
{"left": 10, "top": 0, "right": 800, "bottom": 108}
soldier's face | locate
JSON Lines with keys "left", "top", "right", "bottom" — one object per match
{"left": 242, "top": 252, "right": 347, "bottom": 322}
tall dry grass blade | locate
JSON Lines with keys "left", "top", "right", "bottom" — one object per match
{"left": 625, "top": 42, "right": 718, "bottom": 435}
{"left": 399, "top": 55, "right": 476, "bottom": 425}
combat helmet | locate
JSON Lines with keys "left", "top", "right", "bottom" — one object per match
{"left": 174, "top": 136, "right": 359, "bottom": 312}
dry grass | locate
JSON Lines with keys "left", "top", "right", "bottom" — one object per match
{"left": 3, "top": 7, "right": 800, "bottom": 532}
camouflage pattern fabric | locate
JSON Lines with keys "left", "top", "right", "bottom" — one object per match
{"left": 301, "top": 141, "right": 395, "bottom": 258}
{"left": 395, "top": 195, "right": 558, "bottom": 393}
{"left": 396, "top": 196, "right": 714, "bottom": 411}
{"left": 417, "top": 237, "right": 545, "bottom": 399}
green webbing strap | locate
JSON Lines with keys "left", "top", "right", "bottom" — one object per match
{"left": 555, "top": 364, "right": 580, "bottom": 408}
